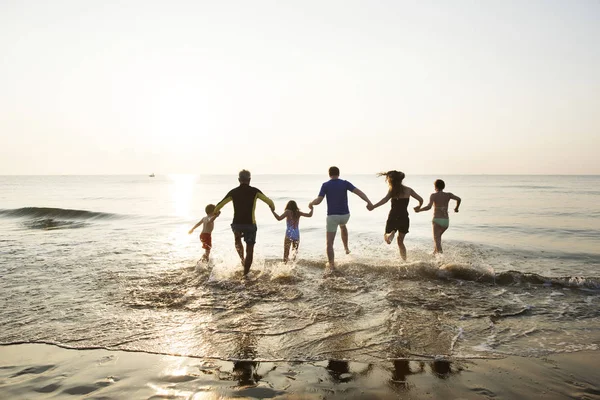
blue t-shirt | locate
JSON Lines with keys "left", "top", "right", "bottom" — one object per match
{"left": 318, "top": 179, "right": 356, "bottom": 215}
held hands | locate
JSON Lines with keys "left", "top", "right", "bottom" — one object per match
{"left": 413, "top": 206, "right": 421, "bottom": 213}
{"left": 309, "top": 203, "right": 314, "bottom": 210}
{"left": 367, "top": 203, "right": 374, "bottom": 211}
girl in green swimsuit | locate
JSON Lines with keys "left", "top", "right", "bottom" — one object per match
{"left": 415, "top": 179, "right": 461, "bottom": 254}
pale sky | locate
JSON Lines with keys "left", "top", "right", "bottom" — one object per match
{"left": 1, "top": 0, "right": 599, "bottom": 175}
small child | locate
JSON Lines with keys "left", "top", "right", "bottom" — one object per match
{"left": 416, "top": 179, "right": 461, "bottom": 254}
{"left": 188, "top": 204, "right": 220, "bottom": 262}
{"left": 271, "top": 201, "right": 313, "bottom": 263}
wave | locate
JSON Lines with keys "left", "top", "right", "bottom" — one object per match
{"left": 293, "top": 259, "right": 600, "bottom": 290}
{"left": 0, "top": 207, "right": 120, "bottom": 220}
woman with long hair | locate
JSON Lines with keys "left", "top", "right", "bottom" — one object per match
{"left": 369, "top": 171, "right": 423, "bottom": 260}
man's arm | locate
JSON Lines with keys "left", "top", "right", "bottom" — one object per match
{"left": 213, "top": 193, "right": 233, "bottom": 214}
{"left": 257, "top": 192, "right": 275, "bottom": 210}
{"left": 416, "top": 194, "right": 434, "bottom": 212}
{"left": 449, "top": 193, "right": 461, "bottom": 212}
{"left": 309, "top": 196, "right": 324, "bottom": 208}
{"left": 352, "top": 188, "right": 373, "bottom": 207}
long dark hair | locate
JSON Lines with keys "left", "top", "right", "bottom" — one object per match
{"left": 285, "top": 200, "right": 300, "bottom": 219}
{"left": 377, "top": 170, "right": 406, "bottom": 198}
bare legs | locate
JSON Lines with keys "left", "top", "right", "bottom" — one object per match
{"left": 396, "top": 232, "right": 407, "bottom": 261}
{"left": 283, "top": 237, "right": 299, "bottom": 263}
{"left": 234, "top": 232, "right": 254, "bottom": 275}
{"left": 384, "top": 230, "right": 407, "bottom": 261}
{"left": 201, "top": 248, "right": 211, "bottom": 262}
{"left": 432, "top": 222, "right": 448, "bottom": 254}
{"left": 326, "top": 231, "right": 336, "bottom": 268}
{"left": 340, "top": 225, "right": 350, "bottom": 254}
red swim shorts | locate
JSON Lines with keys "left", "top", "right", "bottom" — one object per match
{"left": 200, "top": 233, "right": 212, "bottom": 250}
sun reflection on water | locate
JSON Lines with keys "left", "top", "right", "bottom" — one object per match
{"left": 168, "top": 174, "right": 196, "bottom": 218}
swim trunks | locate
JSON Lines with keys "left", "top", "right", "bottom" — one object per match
{"left": 432, "top": 218, "right": 449, "bottom": 228}
{"left": 200, "top": 232, "right": 212, "bottom": 250}
{"left": 231, "top": 224, "right": 258, "bottom": 244}
{"left": 326, "top": 214, "right": 350, "bottom": 232}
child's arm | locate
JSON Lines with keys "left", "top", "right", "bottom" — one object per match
{"left": 208, "top": 211, "right": 221, "bottom": 222}
{"left": 449, "top": 193, "right": 461, "bottom": 212}
{"left": 188, "top": 218, "right": 205, "bottom": 234}
{"left": 299, "top": 205, "right": 313, "bottom": 218}
{"left": 369, "top": 192, "right": 391, "bottom": 211}
{"left": 410, "top": 189, "right": 424, "bottom": 212}
{"left": 272, "top": 209, "right": 288, "bottom": 221}
{"left": 416, "top": 194, "right": 434, "bottom": 212}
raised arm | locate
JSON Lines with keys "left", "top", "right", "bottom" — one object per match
{"left": 417, "top": 194, "right": 434, "bottom": 212}
{"left": 299, "top": 205, "right": 314, "bottom": 218}
{"left": 369, "top": 192, "right": 391, "bottom": 211}
{"left": 352, "top": 187, "right": 373, "bottom": 207}
{"left": 410, "top": 188, "right": 424, "bottom": 211}
{"left": 188, "top": 218, "right": 205, "bottom": 234}
{"left": 271, "top": 209, "right": 288, "bottom": 221}
{"left": 449, "top": 193, "right": 461, "bottom": 212}
{"left": 208, "top": 211, "right": 221, "bottom": 222}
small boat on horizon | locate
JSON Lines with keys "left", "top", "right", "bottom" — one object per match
{"left": 149, "top": 173, "right": 155, "bottom": 177}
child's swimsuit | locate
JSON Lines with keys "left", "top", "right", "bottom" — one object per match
{"left": 385, "top": 197, "right": 410, "bottom": 234}
{"left": 286, "top": 218, "right": 300, "bottom": 241}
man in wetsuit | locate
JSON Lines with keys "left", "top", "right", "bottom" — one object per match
{"left": 213, "top": 169, "right": 275, "bottom": 275}
{"left": 309, "top": 166, "right": 373, "bottom": 270}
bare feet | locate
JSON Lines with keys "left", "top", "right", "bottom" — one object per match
{"left": 384, "top": 231, "right": 396, "bottom": 244}
{"left": 345, "top": 248, "right": 351, "bottom": 254}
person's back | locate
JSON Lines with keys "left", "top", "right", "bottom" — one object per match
{"left": 224, "top": 184, "right": 268, "bottom": 224}
{"left": 320, "top": 178, "right": 355, "bottom": 215}
{"left": 431, "top": 192, "right": 453, "bottom": 219}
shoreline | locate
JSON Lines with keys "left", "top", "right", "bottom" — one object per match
{"left": 1, "top": 343, "right": 599, "bottom": 399}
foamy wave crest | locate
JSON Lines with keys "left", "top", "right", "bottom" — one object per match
{"left": 0, "top": 207, "right": 119, "bottom": 220}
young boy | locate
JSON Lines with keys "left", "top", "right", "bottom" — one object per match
{"left": 188, "top": 204, "right": 220, "bottom": 262}
{"left": 415, "top": 179, "right": 461, "bottom": 254}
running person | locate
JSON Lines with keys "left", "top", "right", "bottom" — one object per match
{"left": 213, "top": 169, "right": 275, "bottom": 275}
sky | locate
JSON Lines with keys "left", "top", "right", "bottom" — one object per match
{"left": 1, "top": 0, "right": 599, "bottom": 175}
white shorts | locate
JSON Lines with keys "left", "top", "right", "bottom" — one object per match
{"left": 326, "top": 214, "right": 350, "bottom": 233}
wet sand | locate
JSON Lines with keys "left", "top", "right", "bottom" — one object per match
{"left": 1, "top": 343, "right": 599, "bottom": 399}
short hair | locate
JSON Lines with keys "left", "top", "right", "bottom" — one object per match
{"left": 238, "top": 169, "right": 251, "bottom": 183}
{"left": 328, "top": 166, "right": 340, "bottom": 177}
{"left": 434, "top": 179, "right": 445, "bottom": 190}
{"left": 205, "top": 204, "right": 216, "bottom": 214}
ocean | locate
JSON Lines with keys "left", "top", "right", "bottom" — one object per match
{"left": 1, "top": 174, "right": 599, "bottom": 363}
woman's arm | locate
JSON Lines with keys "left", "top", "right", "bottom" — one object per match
{"left": 369, "top": 192, "right": 391, "bottom": 210}
{"left": 416, "top": 194, "right": 434, "bottom": 212}
{"left": 410, "top": 188, "right": 424, "bottom": 211}
{"left": 449, "top": 193, "right": 461, "bottom": 212}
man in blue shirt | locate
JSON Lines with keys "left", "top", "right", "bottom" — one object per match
{"left": 309, "top": 166, "right": 373, "bottom": 270}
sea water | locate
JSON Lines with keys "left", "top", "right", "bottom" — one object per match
{"left": 1, "top": 174, "right": 599, "bottom": 361}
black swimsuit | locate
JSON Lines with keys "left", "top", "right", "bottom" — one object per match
{"left": 385, "top": 197, "right": 410, "bottom": 234}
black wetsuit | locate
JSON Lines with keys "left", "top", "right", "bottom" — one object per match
{"left": 214, "top": 184, "right": 274, "bottom": 225}
{"left": 385, "top": 197, "right": 410, "bottom": 234}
